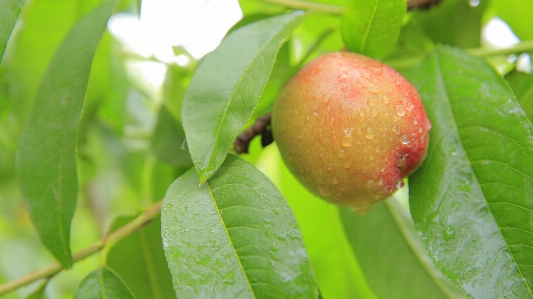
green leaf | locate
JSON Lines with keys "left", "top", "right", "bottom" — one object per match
{"left": 25, "top": 279, "right": 48, "bottom": 299}
{"left": 257, "top": 145, "right": 377, "bottom": 299}
{"left": 14, "top": 0, "right": 119, "bottom": 268}
{"left": 407, "top": 46, "right": 533, "bottom": 298}
{"left": 341, "top": 0, "right": 405, "bottom": 58}
{"left": 339, "top": 197, "right": 467, "bottom": 299}
{"left": 506, "top": 70, "right": 533, "bottom": 122}
{"left": 0, "top": 0, "right": 26, "bottom": 61}
{"left": 487, "top": 0, "right": 533, "bottom": 41}
{"left": 151, "top": 105, "right": 193, "bottom": 167}
{"left": 74, "top": 267, "right": 134, "bottom": 299}
{"left": 413, "top": 0, "right": 487, "bottom": 48}
{"left": 181, "top": 11, "right": 306, "bottom": 183}
{"left": 161, "top": 155, "right": 318, "bottom": 298}
{"left": 107, "top": 215, "right": 176, "bottom": 299}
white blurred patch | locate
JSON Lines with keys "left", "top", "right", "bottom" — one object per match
{"left": 107, "top": 0, "right": 243, "bottom": 88}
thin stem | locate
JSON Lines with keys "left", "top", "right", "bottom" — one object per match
{"left": 262, "top": 0, "right": 344, "bottom": 14}
{"left": 0, "top": 200, "right": 163, "bottom": 296}
{"left": 388, "top": 40, "right": 533, "bottom": 70}
{"left": 467, "top": 39, "right": 533, "bottom": 57}
{"left": 262, "top": 0, "right": 442, "bottom": 14}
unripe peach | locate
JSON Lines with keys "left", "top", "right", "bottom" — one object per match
{"left": 272, "top": 52, "right": 431, "bottom": 214}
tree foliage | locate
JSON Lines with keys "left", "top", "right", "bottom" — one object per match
{"left": 1, "top": 0, "right": 533, "bottom": 298}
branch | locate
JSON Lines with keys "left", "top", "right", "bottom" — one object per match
{"left": 0, "top": 200, "right": 163, "bottom": 296}
{"left": 234, "top": 112, "right": 272, "bottom": 154}
{"left": 262, "top": 0, "right": 442, "bottom": 14}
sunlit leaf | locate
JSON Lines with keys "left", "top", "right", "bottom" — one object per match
{"left": 107, "top": 215, "right": 176, "bottom": 299}
{"left": 341, "top": 0, "right": 405, "bottom": 58}
{"left": 161, "top": 155, "right": 318, "bottom": 298}
{"left": 74, "top": 267, "right": 134, "bottom": 299}
{"left": 182, "top": 11, "right": 306, "bottom": 183}
{"left": 0, "top": 0, "right": 26, "bottom": 61}
{"left": 15, "top": 0, "right": 119, "bottom": 268}
{"left": 407, "top": 46, "right": 533, "bottom": 298}
{"left": 339, "top": 197, "right": 467, "bottom": 299}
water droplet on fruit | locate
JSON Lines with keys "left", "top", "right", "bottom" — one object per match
{"left": 323, "top": 94, "right": 331, "bottom": 104}
{"left": 395, "top": 104, "right": 406, "bottom": 116}
{"left": 337, "top": 74, "right": 347, "bottom": 82}
{"left": 418, "top": 127, "right": 423, "bottom": 133}
{"left": 319, "top": 186, "right": 331, "bottom": 196}
{"left": 375, "top": 145, "right": 381, "bottom": 152}
{"left": 382, "top": 95, "right": 390, "bottom": 104}
{"left": 414, "top": 117, "right": 419, "bottom": 125}
{"left": 313, "top": 111, "right": 319, "bottom": 116}
{"left": 378, "top": 179, "right": 384, "bottom": 186}
{"left": 356, "top": 110, "right": 366, "bottom": 123}
{"left": 365, "top": 127, "right": 374, "bottom": 139}
{"left": 401, "top": 135, "right": 410, "bottom": 145}
{"left": 337, "top": 148, "right": 346, "bottom": 158}
{"left": 368, "top": 87, "right": 380, "bottom": 94}
{"left": 403, "top": 98, "right": 414, "bottom": 111}
{"left": 397, "top": 180, "right": 404, "bottom": 188}
{"left": 342, "top": 128, "right": 354, "bottom": 147}
{"left": 357, "top": 128, "right": 363, "bottom": 136}
{"left": 341, "top": 85, "right": 347, "bottom": 92}
{"left": 370, "top": 107, "right": 378, "bottom": 117}
{"left": 381, "top": 167, "right": 385, "bottom": 173}
{"left": 369, "top": 155, "right": 374, "bottom": 160}
{"left": 367, "top": 98, "right": 377, "bottom": 106}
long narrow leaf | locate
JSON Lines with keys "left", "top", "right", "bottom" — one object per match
{"left": 0, "top": 0, "right": 26, "bottom": 61}
{"left": 15, "top": 0, "right": 119, "bottom": 268}
{"left": 161, "top": 155, "right": 318, "bottom": 298}
{"left": 181, "top": 11, "right": 305, "bottom": 183}
{"left": 408, "top": 46, "right": 533, "bottom": 298}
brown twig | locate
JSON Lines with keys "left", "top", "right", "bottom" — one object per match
{"left": 262, "top": 0, "right": 443, "bottom": 14}
{"left": 234, "top": 112, "right": 272, "bottom": 154}
{"left": 407, "top": 0, "right": 442, "bottom": 10}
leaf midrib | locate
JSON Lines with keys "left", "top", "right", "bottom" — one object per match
{"left": 359, "top": 0, "right": 380, "bottom": 54}
{"left": 205, "top": 179, "right": 256, "bottom": 297}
